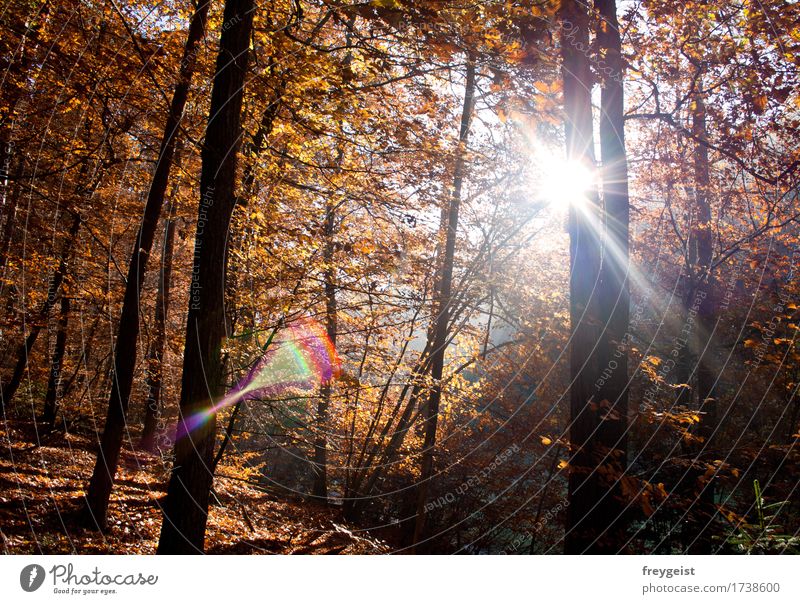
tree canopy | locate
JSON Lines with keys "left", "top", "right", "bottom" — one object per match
{"left": 1, "top": 0, "right": 798, "bottom": 555}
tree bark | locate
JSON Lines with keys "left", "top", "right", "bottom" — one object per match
{"left": 575, "top": 0, "right": 631, "bottom": 551}
{"left": 691, "top": 90, "right": 715, "bottom": 449}
{"left": 1, "top": 213, "right": 81, "bottom": 410}
{"left": 412, "top": 55, "right": 476, "bottom": 550}
{"left": 157, "top": 0, "right": 255, "bottom": 554}
{"left": 0, "top": 159, "right": 21, "bottom": 290}
{"left": 560, "top": 0, "right": 607, "bottom": 554}
{"left": 310, "top": 22, "right": 352, "bottom": 501}
{"left": 83, "top": 0, "right": 210, "bottom": 529}
{"left": 42, "top": 294, "right": 70, "bottom": 426}
{"left": 139, "top": 193, "right": 178, "bottom": 452}
{"left": 311, "top": 201, "right": 338, "bottom": 500}
{"left": 687, "top": 83, "right": 717, "bottom": 553}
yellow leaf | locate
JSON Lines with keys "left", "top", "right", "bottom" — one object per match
{"left": 541, "top": 436, "right": 552, "bottom": 446}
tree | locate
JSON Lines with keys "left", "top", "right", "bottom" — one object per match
{"left": 560, "top": 0, "right": 631, "bottom": 553}
{"left": 311, "top": 199, "right": 338, "bottom": 500}
{"left": 158, "top": 0, "right": 255, "bottom": 554}
{"left": 42, "top": 293, "right": 70, "bottom": 425}
{"left": 412, "top": 54, "right": 476, "bottom": 549}
{"left": 591, "top": 0, "right": 632, "bottom": 551}
{"left": 82, "top": 0, "right": 211, "bottom": 530}
{"left": 1, "top": 212, "right": 81, "bottom": 411}
{"left": 139, "top": 191, "right": 179, "bottom": 452}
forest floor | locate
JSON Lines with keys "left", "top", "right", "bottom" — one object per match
{"left": 0, "top": 420, "right": 388, "bottom": 554}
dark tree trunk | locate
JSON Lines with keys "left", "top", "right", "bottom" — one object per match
{"left": 312, "top": 202, "right": 338, "bottom": 501}
{"left": 157, "top": 0, "right": 254, "bottom": 554}
{"left": 203, "top": 86, "right": 284, "bottom": 458}
{"left": 1, "top": 213, "right": 81, "bottom": 410}
{"left": 412, "top": 56, "right": 476, "bottom": 550}
{"left": 224, "top": 77, "right": 286, "bottom": 334}
{"left": 687, "top": 85, "right": 717, "bottom": 553}
{"left": 786, "top": 392, "right": 800, "bottom": 444}
{"left": 691, "top": 91, "right": 715, "bottom": 450}
{"left": 83, "top": 0, "right": 210, "bottom": 529}
{"left": 560, "top": 0, "right": 607, "bottom": 554}
{"left": 212, "top": 400, "right": 242, "bottom": 472}
{"left": 585, "top": 0, "right": 631, "bottom": 550}
{"left": 0, "top": 159, "right": 21, "bottom": 288}
{"left": 310, "top": 25, "right": 352, "bottom": 500}
{"left": 60, "top": 314, "right": 101, "bottom": 401}
{"left": 42, "top": 294, "right": 70, "bottom": 425}
{"left": 140, "top": 194, "right": 178, "bottom": 452}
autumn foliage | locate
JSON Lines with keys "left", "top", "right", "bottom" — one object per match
{"left": 1, "top": 0, "right": 799, "bottom": 554}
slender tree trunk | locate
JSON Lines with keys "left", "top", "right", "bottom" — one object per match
{"left": 344, "top": 366, "right": 425, "bottom": 521}
{"left": 687, "top": 84, "right": 717, "bottom": 553}
{"left": 560, "top": 0, "right": 607, "bottom": 554}
{"left": 786, "top": 391, "right": 800, "bottom": 444}
{"left": 83, "top": 0, "right": 210, "bottom": 529}
{"left": 412, "top": 56, "right": 476, "bottom": 550}
{"left": 312, "top": 202, "right": 338, "bottom": 500}
{"left": 1, "top": 213, "right": 81, "bottom": 410}
{"left": 0, "top": 160, "right": 21, "bottom": 286}
{"left": 0, "top": 176, "right": 22, "bottom": 333}
{"left": 139, "top": 196, "right": 178, "bottom": 452}
{"left": 310, "top": 22, "right": 351, "bottom": 500}
{"left": 60, "top": 314, "right": 101, "bottom": 401}
{"left": 42, "top": 294, "right": 70, "bottom": 425}
{"left": 691, "top": 91, "right": 715, "bottom": 449}
{"left": 224, "top": 77, "right": 286, "bottom": 333}
{"left": 212, "top": 400, "right": 242, "bottom": 472}
{"left": 157, "top": 0, "right": 254, "bottom": 554}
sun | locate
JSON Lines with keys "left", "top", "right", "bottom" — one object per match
{"left": 530, "top": 143, "right": 596, "bottom": 209}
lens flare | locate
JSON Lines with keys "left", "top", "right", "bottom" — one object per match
{"left": 174, "top": 318, "right": 340, "bottom": 442}
{"left": 528, "top": 139, "right": 596, "bottom": 209}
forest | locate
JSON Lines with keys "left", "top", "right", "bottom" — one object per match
{"left": 0, "top": 0, "right": 799, "bottom": 555}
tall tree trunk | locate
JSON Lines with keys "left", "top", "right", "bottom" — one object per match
{"left": 312, "top": 202, "right": 338, "bottom": 500}
{"left": 42, "top": 294, "right": 70, "bottom": 425}
{"left": 560, "top": 0, "right": 607, "bottom": 554}
{"left": 310, "top": 21, "right": 351, "bottom": 500}
{"left": 0, "top": 160, "right": 21, "bottom": 289}
{"left": 204, "top": 85, "right": 285, "bottom": 460}
{"left": 224, "top": 77, "right": 286, "bottom": 334}
{"left": 83, "top": 0, "right": 210, "bottom": 529}
{"left": 1, "top": 166, "right": 22, "bottom": 368}
{"left": 687, "top": 83, "right": 717, "bottom": 553}
{"left": 412, "top": 55, "right": 476, "bottom": 550}
{"left": 587, "top": 0, "right": 631, "bottom": 550}
{"left": 157, "top": 0, "right": 254, "bottom": 554}
{"left": 1, "top": 213, "right": 81, "bottom": 410}
{"left": 691, "top": 90, "right": 715, "bottom": 448}
{"left": 0, "top": 3, "right": 46, "bottom": 285}
{"left": 139, "top": 193, "right": 178, "bottom": 452}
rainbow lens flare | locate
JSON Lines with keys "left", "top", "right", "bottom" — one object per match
{"left": 174, "top": 318, "right": 339, "bottom": 441}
